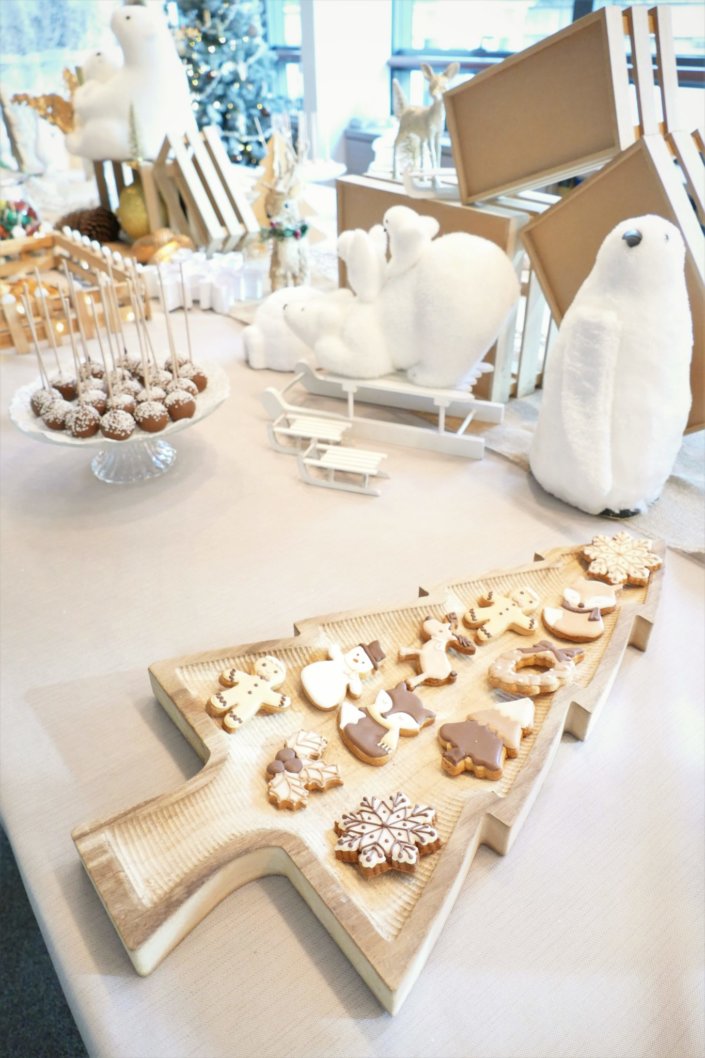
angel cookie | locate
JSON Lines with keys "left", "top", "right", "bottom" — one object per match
{"left": 463, "top": 586, "right": 539, "bottom": 644}
{"left": 301, "top": 640, "right": 385, "bottom": 711}
{"left": 399, "top": 614, "right": 475, "bottom": 690}
{"left": 337, "top": 682, "right": 435, "bottom": 766}
{"left": 266, "top": 731, "right": 342, "bottom": 810}
{"left": 542, "top": 577, "right": 622, "bottom": 642}
{"left": 207, "top": 655, "right": 291, "bottom": 732}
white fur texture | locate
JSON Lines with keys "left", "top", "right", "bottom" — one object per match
{"left": 284, "top": 206, "right": 520, "bottom": 389}
{"left": 530, "top": 214, "right": 693, "bottom": 514}
{"left": 243, "top": 286, "right": 321, "bottom": 371}
{"left": 66, "top": 5, "right": 193, "bottom": 162}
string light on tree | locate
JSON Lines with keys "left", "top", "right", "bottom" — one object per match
{"left": 172, "top": 0, "right": 278, "bottom": 165}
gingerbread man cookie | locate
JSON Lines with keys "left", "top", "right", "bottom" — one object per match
{"left": 207, "top": 655, "right": 291, "bottom": 732}
{"left": 488, "top": 640, "right": 584, "bottom": 697}
{"left": 542, "top": 577, "right": 622, "bottom": 642}
{"left": 337, "top": 682, "right": 435, "bottom": 766}
{"left": 399, "top": 614, "right": 475, "bottom": 690}
{"left": 266, "top": 731, "right": 342, "bottom": 810}
{"left": 581, "top": 531, "right": 662, "bottom": 586}
{"left": 463, "top": 586, "right": 540, "bottom": 644}
{"left": 334, "top": 792, "right": 441, "bottom": 878}
{"left": 301, "top": 640, "right": 385, "bottom": 711}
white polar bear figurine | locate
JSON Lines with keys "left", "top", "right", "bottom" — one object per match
{"left": 66, "top": 4, "right": 193, "bottom": 162}
{"left": 283, "top": 205, "right": 520, "bottom": 389}
{"left": 243, "top": 286, "right": 323, "bottom": 371}
{"left": 529, "top": 214, "right": 693, "bottom": 515}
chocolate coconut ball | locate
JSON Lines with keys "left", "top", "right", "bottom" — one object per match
{"left": 66, "top": 403, "right": 101, "bottom": 438}
{"left": 141, "top": 366, "right": 172, "bottom": 388}
{"left": 78, "top": 359, "right": 104, "bottom": 381}
{"left": 136, "top": 385, "right": 166, "bottom": 404}
{"left": 30, "top": 386, "right": 61, "bottom": 416}
{"left": 177, "top": 362, "right": 207, "bottom": 392}
{"left": 135, "top": 400, "right": 169, "bottom": 433}
{"left": 107, "top": 392, "right": 137, "bottom": 416}
{"left": 165, "top": 376, "right": 198, "bottom": 397}
{"left": 42, "top": 398, "right": 73, "bottom": 430}
{"left": 164, "top": 389, "right": 196, "bottom": 421}
{"left": 100, "top": 409, "right": 136, "bottom": 440}
{"left": 82, "top": 388, "right": 108, "bottom": 415}
{"left": 49, "top": 374, "right": 78, "bottom": 401}
{"left": 120, "top": 378, "right": 142, "bottom": 398}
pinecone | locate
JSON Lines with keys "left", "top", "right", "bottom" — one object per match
{"left": 56, "top": 206, "right": 121, "bottom": 244}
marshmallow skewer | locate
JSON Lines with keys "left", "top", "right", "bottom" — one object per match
{"left": 179, "top": 262, "right": 193, "bottom": 365}
{"left": 157, "top": 265, "right": 180, "bottom": 378}
{"left": 22, "top": 289, "right": 51, "bottom": 388}
{"left": 33, "top": 268, "right": 63, "bottom": 378}
{"left": 88, "top": 295, "right": 114, "bottom": 402}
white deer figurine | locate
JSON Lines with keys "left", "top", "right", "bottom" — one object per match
{"left": 260, "top": 132, "right": 310, "bottom": 292}
{"left": 392, "top": 62, "right": 459, "bottom": 179}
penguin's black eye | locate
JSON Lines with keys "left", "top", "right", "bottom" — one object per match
{"left": 622, "top": 229, "right": 642, "bottom": 248}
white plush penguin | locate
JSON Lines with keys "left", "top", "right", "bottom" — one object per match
{"left": 529, "top": 214, "right": 693, "bottom": 515}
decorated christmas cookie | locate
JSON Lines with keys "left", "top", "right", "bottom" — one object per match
{"left": 438, "top": 718, "right": 506, "bottom": 779}
{"left": 266, "top": 731, "right": 342, "bottom": 810}
{"left": 462, "top": 586, "right": 539, "bottom": 644}
{"left": 301, "top": 640, "right": 385, "bottom": 711}
{"left": 398, "top": 614, "right": 475, "bottom": 690}
{"left": 581, "top": 532, "right": 662, "bottom": 586}
{"left": 488, "top": 640, "right": 585, "bottom": 697}
{"left": 334, "top": 792, "right": 441, "bottom": 878}
{"left": 542, "top": 577, "right": 622, "bottom": 642}
{"left": 476, "top": 696, "right": 535, "bottom": 735}
{"left": 337, "top": 682, "right": 435, "bottom": 766}
{"left": 207, "top": 655, "right": 291, "bottom": 732}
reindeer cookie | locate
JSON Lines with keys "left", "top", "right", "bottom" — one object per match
{"left": 301, "top": 640, "right": 385, "bottom": 711}
{"left": 207, "top": 655, "right": 291, "bottom": 733}
{"left": 542, "top": 577, "right": 622, "bottom": 642}
{"left": 463, "top": 586, "right": 540, "bottom": 644}
{"left": 399, "top": 614, "right": 475, "bottom": 690}
{"left": 338, "top": 682, "right": 435, "bottom": 766}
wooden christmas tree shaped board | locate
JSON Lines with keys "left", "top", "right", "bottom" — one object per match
{"left": 72, "top": 540, "right": 663, "bottom": 1014}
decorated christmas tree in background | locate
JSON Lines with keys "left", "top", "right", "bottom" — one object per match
{"left": 172, "top": 0, "right": 278, "bottom": 165}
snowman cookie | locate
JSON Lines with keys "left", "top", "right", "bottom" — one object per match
{"left": 301, "top": 640, "right": 385, "bottom": 711}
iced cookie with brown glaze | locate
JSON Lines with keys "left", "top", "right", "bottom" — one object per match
{"left": 542, "top": 577, "right": 622, "bottom": 642}
{"left": 337, "top": 682, "right": 435, "bottom": 766}
{"left": 334, "top": 792, "right": 441, "bottom": 878}
{"left": 438, "top": 718, "right": 506, "bottom": 779}
{"left": 488, "top": 640, "right": 585, "bottom": 697}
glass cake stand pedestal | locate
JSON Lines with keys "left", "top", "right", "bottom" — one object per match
{"left": 90, "top": 437, "right": 177, "bottom": 484}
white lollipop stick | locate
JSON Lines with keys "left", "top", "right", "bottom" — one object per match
{"left": 179, "top": 262, "right": 193, "bottom": 364}
{"left": 22, "top": 289, "right": 50, "bottom": 388}
{"left": 33, "top": 268, "right": 62, "bottom": 376}
{"left": 88, "top": 295, "right": 114, "bottom": 401}
{"left": 157, "top": 265, "right": 179, "bottom": 377}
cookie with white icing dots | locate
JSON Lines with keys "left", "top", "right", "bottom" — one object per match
{"left": 337, "top": 682, "right": 435, "bottom": 766}
{"left": 488, "top": 640, "right": 585, "bottom": 697}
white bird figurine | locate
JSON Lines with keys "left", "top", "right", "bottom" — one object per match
{"left": 530, "top": 214, "right": 693, "bottom": 516}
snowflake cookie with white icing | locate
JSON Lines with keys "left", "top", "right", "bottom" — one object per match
{"left": 334, "top": 792, "right": 441, "bottom": 878}
{"left": 581, "top": 532, "right": 662, "bottom": 586}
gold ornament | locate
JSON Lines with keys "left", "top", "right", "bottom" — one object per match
{"left": 11, "top": 91, "right": 74, "bottom": 134}
{"left": 117, "top": 181, "right": 151, "bottom": 240}
{"left": 131, "top": 228, "right": 194, "bottom": 264}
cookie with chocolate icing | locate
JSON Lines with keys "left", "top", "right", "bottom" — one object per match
{"left": 337, "top": 682, "right": 435, "bottom": 766}
{"left": 438, "top": 718, "right": 506, "bottom": 779}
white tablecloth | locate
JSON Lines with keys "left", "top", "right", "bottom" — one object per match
{"left": 1, "top": 311, "right": 703, "bottom": 1058}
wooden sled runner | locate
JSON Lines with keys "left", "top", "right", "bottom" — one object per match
{"left": 72, "top": 541, "right": 663, "bottom": 1014}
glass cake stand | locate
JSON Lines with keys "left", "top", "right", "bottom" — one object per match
{"left": 9, "top": 364, "right": 230, "bottom": 485}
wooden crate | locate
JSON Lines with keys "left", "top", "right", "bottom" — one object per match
{"left": 95, "top": 127, "right": 259, "bottom": 253}
{"left": 0, "top": 231, "right": 149, "bottom": 353}
{"left": 336, "top": 175, "right": 534, "bottom": 402}
{"left": 444, "top": 6, "right": 635, "bottom": 203}
{"left": 521, "top": 135, "right": 705, "bottom": 433}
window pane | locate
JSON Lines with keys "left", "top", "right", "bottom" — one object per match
{"left": 394, "top": 0, "right": 576, "bottom": 54}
